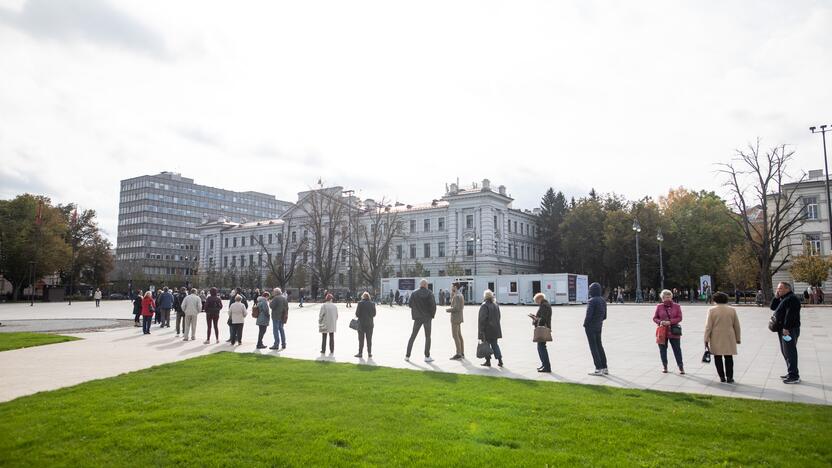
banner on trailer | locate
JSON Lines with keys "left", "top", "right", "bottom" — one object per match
{"left": 699, "top": 275, "right": 712, "bottom": 295}
{"left": 568, "top": 274, "right": 577, "bottom": 302}
{"left": 398, "top": 279, "right": 416, "bottom": 291}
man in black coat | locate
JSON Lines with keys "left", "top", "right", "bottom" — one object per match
{"left": 771, "top": 282, "right": 802, "bottom": 384}
{"left": 406, "top": 279, "right": 437, "bottom": 363}
{"left": 585, "top": 282, "right": 608, "bottom": 376}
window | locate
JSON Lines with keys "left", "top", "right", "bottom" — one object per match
{"left": 241, "top": 237, "right": 245, "bottom": 247}
{"left": 514, "top": 245, "right": 518, "bottom": 259}
{"left": 438, "top": 217, "right": 445, "bottom": 231}
{"left": 241, "top": 256, "right": 246, "bottom": 267}
{"left": 410, "top": 220, "right": 416, "bottom": 233}
{"left": 233, "top": 237, "right": 237, "bottom": 247}
{"left": 225, "top": 238, "right": 228, "bottom": 248}
{"left": 424, "top": 243, "right": 431, "bottom": 258}
{"left": 493, "top": 215, "right": 497, "bottom": 230}
{"left": 396, "top": 245, "right": 403, "bottom": 259}
{"left": 223, "top": 256, "right": 228, "bottom": 267}
{"left": 438, "top": 242, "right": 445, "bottom": 258}
{"left": 292, "top": 231, "right": 297, "bottom": 243}
{"left": 410, "top": 244, "right": 416, "bottom": 258}
{"left": 209, "top": 239, "right": 214, "bottom": 250}
{"left": 424, "top": 219, "right": 430, "bottom": 232}
{"left": 510, "top": 281, "right": 518, "bottom": 293}
{"left": 466, "top": 240, "right": 474, "bottom": 256}
{"left": 338, "top": 273, "right": 345, "bottom": 286}
{"left": 514, "top": 221, "right": 517, "bottom": 232}
{"left": 805, "top": 233, "right": 822, "bottom": 255}
{"left": 464, "top": 269, "right": 472, "bottom": 275}
{"left": 438, "top": 270, "right": 446, "bottom": 276}
{"left": 268, "top": 233, "right": 273, "bottom": 244}
{"left": 466, "top": 214, "right": 474, "bottom": 229}
{"left": 259, "top": 234, "right": 263, "bottom": 245}
{"left": 805, "top": 197, "right": 819, "bottom": 220}
{"left": 249, "top": 254, "right": 254, "bottom": 265}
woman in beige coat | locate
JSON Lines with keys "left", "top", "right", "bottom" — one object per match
{"left": 704, "top": 292, "right": 741, "bottom": 383}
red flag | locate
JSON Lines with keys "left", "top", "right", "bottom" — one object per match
{"left": 35, "top": 200, "right": 43, "bottom": 226}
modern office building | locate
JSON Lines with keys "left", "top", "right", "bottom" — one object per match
{"left": 196, "top": 179, "right": 542, "bottom": 294}
{"left": 116, "top": 172, "right": 292, "bottom": 284}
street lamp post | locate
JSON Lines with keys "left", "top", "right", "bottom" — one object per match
{"left": 810, "top": 125, "right": 832, "bottom": 237}
{"left": 632, "top": 219, "right": 642, "bottom": 303}
{"left": 466, "top": 232, "right": 479, "bottom": 275}
{"left": 657, "top": 228, "right": 664, "bottom": 291}
{"left": 29, "top": 260, "right": 35, "bottom": 306}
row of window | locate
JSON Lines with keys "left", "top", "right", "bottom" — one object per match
{"left": 119, "top": 192, "right": 277, "bottom": 220}
{"left": 122, "top": 179, "right": 282, "bottom": 210}
{"left": 141, "top": 266, "right": 195, "bottom": 277}
{"left": 404, "top": 214, "right": 536, "bottom": 238}
{"left": 393, "top": 241, "right": 537, "bottom": 261}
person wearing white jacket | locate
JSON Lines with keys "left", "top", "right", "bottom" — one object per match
{"left": 229, "top": 295, "right": 248, "bottom": 345}
{"left": 181, "top": 288, "right": 202, "bottom": 341}
{"left": 319, "top": 294, "right": 338, "bottom": 354}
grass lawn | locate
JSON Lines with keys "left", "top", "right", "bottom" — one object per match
{"left": 0, "top": 332, "right": 80, "bottom": 352}
{"left": 0, "top": 353, "right": 830, "bottom": 467}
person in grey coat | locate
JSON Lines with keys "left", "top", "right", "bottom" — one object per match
{"left": 255, "top": 291, "right": 271, "bottom": 349}
{"left": 269, "top": 288, "right": 289, "bottom": 350}
{"left": 585, "top": 282, "right": 608, "bottom": 375}
{"left": 446, "top": 283, "right": 465, "bottom": 360}
{"left": 354, "top": 291, "right": 376, "bottom": 358}
{"left": 405, "top": 279, "right": 437, "bottom": 363}
{"left": 478, "top": 289, "right": 503, "bottom": 367}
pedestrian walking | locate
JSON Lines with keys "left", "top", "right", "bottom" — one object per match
{"left": 255, "top": 291, "right": 271, "bottom": 349}
{"left": 704, "top": 292, "right": 741, "bottom": 383}
{"left": 654, "top": 289, "right": 684, "bottom": 374}
{"left": 771, "top": 282, "right": 802, "bottom": 384}
{"left": 478, "top": 289, "right": 503, "bottom": 367}
{"left": 446, "top": 283, "right": 465, "bottom": 360}
{"left": 405, "top": 279, "right": 437, "bottom": 363}
{"left": 94, "top": 288, "right": 102, "bottom": 307}
{"left": 181, "top": 288, "right": 202, "bottom": 341}
{"left": 269, "top": 288, "right": 289, "bottom": 350}
{"left": 319, "top": 294, "right": 338, "bottom": 354}
{"left": 355, "top": 291, "right": 376, "bottom": 358}
{"left": 203, "top": 287, "right": 222, "bottom": 344}
{"left": 140, "top": 291, "right": 155, "bottom": 335}
{"left": 157, "top": 287, "right": 174, "bottom": 328}
{"left": 585, "top": 282, "right": 609, "bottom": 376}
{"left": 530, "top": 292, "right": 552, "bottom": 372}
{"left": 228, "top": 294, "right": 247, "bottom": 346}
{"left": 132, "top": 290, "right": 142, "bottom": 327}
{"left": 298, "top": 289, "right": 304, "bottom": 307}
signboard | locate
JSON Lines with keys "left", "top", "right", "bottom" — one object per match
{"left": 398, "top": 279, "right": 416, "bottom": 291}
{"left": 568, "top": 274, "right": 577, "bottom": 302}
{"left": 699, "top": 275, "right": 712, "bottom": 296}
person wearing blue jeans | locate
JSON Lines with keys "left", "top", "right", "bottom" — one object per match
{"left": 530, "top": 293, "right": 552, "bottom": 372}
{"left": 269, "top": 288, "right": 289, "bottom": 350}
{"left": 771, "top": 281, "right": 802, "bottom": 384}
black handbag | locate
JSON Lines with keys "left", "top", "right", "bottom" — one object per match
{"left": 476, "top": 341, "right": 493, "bottom": 358}
{"left": 665, "top": 305, "right": 682, "bottom": 336}
{"left": 349, "top": 318, "right": 361, "bottom": 331}
{"left": 768, "top": 315, "right": 780, "bottom": 332}
{"left": 702, "top": 347, "right": 711, "bottom": 363}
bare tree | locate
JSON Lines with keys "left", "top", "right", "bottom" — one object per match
{"left": 718, "top": 139, "right": 806, "bottom": 302}
{"left": 252, "top": 216, "right": 308, "bottom": 290}
{"left": 302, "top": 188, "right": 349, "bottom": 292}
{"left": 352, "top": 199, "right": 403, "bottom": 294}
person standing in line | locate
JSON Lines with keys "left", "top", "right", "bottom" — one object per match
{"left": 228, "top": 295, "right": 247, "bottom": 346}
{"left": 174, "top": 287, "right": 186, "bottom": 336}
{"left": 771, "top": 282, "right": 802, "bottom": 384}
{"left": 255, "top": 291, "right": 271, "bottom": 349}
{"left": 395, "top": 290, "right": 400, "bottom": 306}
{"left": 298, "top": 289, "right": 304, "bottom": 308}
{"left": 405, "top": 279, "right": 437, "bottom": 363}
{"left": 704, "top": 292, "right": 741, "bottom": 383}
{"left": 157, "top": 287, "right": 174, "bottom": 328}
{"left": 226, "top": 288, "right": 247, "bottom": 342}
{"left": 478, "top": 289, "right": 503, "bottom": 368}
{"left": 94, "top": 288, "right": 102, "bottom": 307}
{"left": 269, "top": 288, "right": 289, "bottom": 350}
{"left": 355, "top": 291, "right": 376, "bottom": 358}
{"left": 181, "top": 288, "right": 202, "bottom": 341}
{"left": 203, "top": 287, "right": 222, "bottom": 344}
{"left": 319, "top": 294, "right": 338, "bottom": 354}
{"left": 530, "top": 292, "right": 552, "bottom": 373}
{"left": 446, "top": 283, "right": 465, "bottom": 360}
{"left": 141, "top": 291, "right": 155, "bottom": 335}
{"left": 132, "top": 290, "right": 143, "bottom": 327}
{"left": 585, "top": 282, "right": 609, "bottom": 376}
{"left": 653, "top": 289, "right": 684, "bottom": 374}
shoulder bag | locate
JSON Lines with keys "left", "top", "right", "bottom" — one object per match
{"left": 533, "top": 326, "right": 553, "bottom": 342}
{"left": 665, "top": 305, "right": 682, "bottom": 336}
{"left": 476, "top": 341, "right": 493, "bottom": 359}
{"left": 349, "top": 318, "right": 361, "bottom": 331}
{"left": 252, "top": 302, "right": 260, "bottom": 319}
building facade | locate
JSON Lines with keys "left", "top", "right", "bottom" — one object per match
{"left": 116, "top": 172, "right": 292, "bottom": 284}
{"left": 771, "top": 169, "right": 832, "bottom": 293}
{"left": 196, "top": 180, "right": 542, "bottom": 294}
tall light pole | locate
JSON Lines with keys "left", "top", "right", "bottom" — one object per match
{"left": 343, "top": 190, "right": 355, "bottom": 296}
{"left": 466, "top": 231, "right": 479, "bottom": 275}
{"left": 657, "top": 228, "right": 664, "bottom": 291}
{"left": 810, "top": 125, "right": 832, "bottom": 238}
{"left": 632, "top": 219, "right": 642, "bottom": 303}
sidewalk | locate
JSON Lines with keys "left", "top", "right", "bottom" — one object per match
{"left": 0, "top": 301, "right": 830, "bottom": 405}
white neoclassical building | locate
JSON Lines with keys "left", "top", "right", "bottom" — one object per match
{"left": 196, "top": 180, "right": 542, "bottom": 294}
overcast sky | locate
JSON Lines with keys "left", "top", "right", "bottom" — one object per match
{"left": 1, "top": 0, "right": 830, "bottom": 242}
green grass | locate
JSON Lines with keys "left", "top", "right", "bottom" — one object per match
{"left": 0, "top": 332, "right": 80, "bottom": 352}
{"left": 0, "top": 353, "right": 830, "bottom": 467}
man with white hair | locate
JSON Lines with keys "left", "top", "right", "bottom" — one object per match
{"left": 406, "top": 279, "right": 437, "bottom": 363}
{"left": 181, "top": 288, "right": 202, "bottom": 341}
{"left": 269, "top": 287, "right": 289, "bottom": 350}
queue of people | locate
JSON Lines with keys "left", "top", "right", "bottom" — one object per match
{"left": 128, "top": 279, "right": 802, "bottom": 387}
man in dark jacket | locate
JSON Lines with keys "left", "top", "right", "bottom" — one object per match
{"left": 269, "top": 288, "right": 289, "bottom": 350}
{"left": 406, "top": 279, "right": 437, "bottom": 363}
{"left": 584, "top": 282, "right": 608, "bottom": 376}
{"left": 157, "top": 287, "right": 174, "bottom": 328}
{"left": 174, "top": 287, "right": 186, "bottom": 336}
{"left": 771, "top": 282, "right": 802, "bottom": 384}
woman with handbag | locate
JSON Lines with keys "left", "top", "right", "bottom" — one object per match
{"left": 255, "top": 292, "right": 271, "bottom": 349}
{"left": 140, "top": 291, "right": 156, "bottom": 335}
{"left": 653, "top": 289, "right": 684, "bottom": 374}
{"left": 319, "top": 294, "right": 338, "bottom": 355}
{"left": 529, "top": 293, "right": 552, "bottom": 372}
{"left": 704, "top": 292, "right": 741, "bottom": 383}
{"left": 478, "top": 289, "right": 503, "bottom": 367}
{"left": 354, "top": 291, "right": 376, "bottom": 358}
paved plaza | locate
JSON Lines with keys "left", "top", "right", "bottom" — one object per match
{"left": 0, "top": 299, "right": 830, "bottom": 405}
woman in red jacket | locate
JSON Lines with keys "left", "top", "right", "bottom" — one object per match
{"left": 653, "top": 289, "right": 684, "bottom": 374}
{"left": 141, "top": 291, "right": 156, "bottom": 335}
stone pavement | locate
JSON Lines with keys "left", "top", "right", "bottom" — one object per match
{"left": 0, "top": 300, "right": 830, "bottom": 405}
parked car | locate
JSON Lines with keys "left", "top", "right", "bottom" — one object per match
{"left": 108, "top": 293, "right": 126, "bottom": 300}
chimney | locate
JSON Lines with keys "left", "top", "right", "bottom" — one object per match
{"left": 498, "top": 185, "right": 506, "bottom": 196}
{"left": 482, "top": 179, "right": 491, "bottom": 191}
